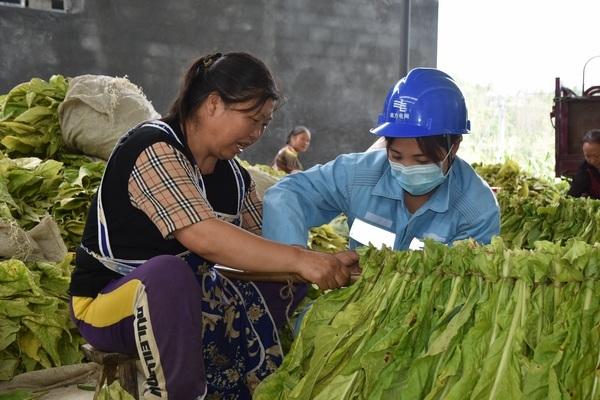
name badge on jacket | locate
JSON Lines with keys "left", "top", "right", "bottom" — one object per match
{"left": 349, "top": 218, "right": 396, "bottom": 249}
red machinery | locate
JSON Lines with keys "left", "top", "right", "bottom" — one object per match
{"left": 552, "top": 61, "right": 600, "bottom": 178}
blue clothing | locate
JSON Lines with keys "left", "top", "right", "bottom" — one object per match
{"left": 262, "top": 150, "right": 500, "bottom": 250}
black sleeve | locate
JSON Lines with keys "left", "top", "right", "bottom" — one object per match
{"left": 567, "top": 163, "right": 590, "bottom": 197}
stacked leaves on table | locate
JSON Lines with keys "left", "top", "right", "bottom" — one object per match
{"left": 255, "top": 239, "right": 600, "bottom": 400}
{"left": 474, "top": 161, "right": 600, "bottom": 248}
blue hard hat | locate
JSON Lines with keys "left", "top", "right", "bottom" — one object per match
{"left": 371, "top": 68, "right": 470, "bottom": 137}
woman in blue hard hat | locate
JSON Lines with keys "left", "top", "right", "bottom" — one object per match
{"left": 262, "top": 68, "right": 500, "bottom": 251}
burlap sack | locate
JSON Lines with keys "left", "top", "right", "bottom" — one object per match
{"left": 58, "top": 75, "right": 160, "bottom": 160}
{"left": 0, "top": 218, "right": 32, "bottom": 260}
{"left": 0, "top": 216, "right": 67, "bottom": 262}
{"left": 246, "top": 167, "right": 280, "bottom": 200}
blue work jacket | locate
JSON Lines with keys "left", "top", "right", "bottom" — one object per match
{"left": 262, "top": 150, "right": 500, "bottom": 250}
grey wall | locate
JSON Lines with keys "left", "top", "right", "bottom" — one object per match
{"left": 408, "top": 0, "right": 438, "bottom": 71}
{"left": 0, "top": 0, "right": 438, "bottom": 167}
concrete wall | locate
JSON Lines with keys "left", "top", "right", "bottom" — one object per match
{"left": 0, "top": 0, "right": 438, "bottom": 167}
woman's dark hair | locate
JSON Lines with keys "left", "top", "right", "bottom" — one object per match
{"left": 386, "top": 135, "right": 462, "bottom": 162}
{"left": 164, "top": 52, "right": 280, "bottom": 125}
{"left": 582, "top": 129, "right": 600, "bottom": 145}
{"left": 286, "top": 125, "right": 310, "bottom": 144}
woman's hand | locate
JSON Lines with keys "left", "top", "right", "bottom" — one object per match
{"left": 334, "top": 250, "right": 361, "bottom": 275}
{"left": 295, "top": 249, "right": 359, "bottom": 290}
{"left": 175, "top": 219, "right": 360, "bottom": 288}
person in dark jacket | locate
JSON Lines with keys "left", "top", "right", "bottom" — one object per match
{"left": 568, "top": 129, "right": 600, "bottom": 199}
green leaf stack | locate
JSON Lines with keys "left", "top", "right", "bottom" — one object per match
{"left": 0, "top": 76, "right": 68, "bottom": 159}
{"left": 474, "top": 161, "right": 600, "bottom": 248}
{"left": 255, "top": 239, "right": 600, "bottom": 400}
{"left": 0, "top": 153, "right": 105, "bottom": 250}
{"left": 308, "top": 215, "right": 349, "bottom": 253}
{"left": 0, "top": 255, "right": 84, "bottom": 380}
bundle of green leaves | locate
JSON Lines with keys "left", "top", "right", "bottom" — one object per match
{"left": 474, "top": 160, "right": 600, "bottom": 248}
{"left": 97, "top": 381, "right": 136, "bottom": 400}
{"left": 0, "top": 254, "right": 84, "bottom": 380}
{"left": 0, "top": 76, "right": 68, "bottom": 159}
{"left": 473, "top": 160, "right": 568, "bottom": 199}
{"left": 255, "top": 239, "right": 600, "bottom": 400}
{"left": 0, "top": 155, "right": 63, "bottom": 231}
{"left": 308, "top": 215, "right": 349, "bottom": 253}
{"left": 52, "top": 155, "right": 105, "bottom": 250}
{"left": 498, "top": 191, "right": 600, "bottom": 248}
{"left": 237, "top": 159, "right": 287, "bottom": 178}
{"left": 0, "top": 152, "right": 104, "bottom": 251}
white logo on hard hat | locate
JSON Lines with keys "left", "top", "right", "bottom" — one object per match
{"left": 393, "top": 99, "right": 408, "bottom": 112}
{"left": 391, "top": 97, "right": 413, "bottom": 120}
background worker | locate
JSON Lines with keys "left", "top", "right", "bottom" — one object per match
{"left": 272, "top": 125, "right": 311, "bottom": 173}
{"left": 263, "top": 68, "right": 500, "bottom": 252}
{"left": 68, "top": 52, "right": 357, "bottom": 400}
{"left": 567, "top": 128, "right": 600, "bottom": 199}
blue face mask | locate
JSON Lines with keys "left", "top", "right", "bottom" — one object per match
{"left": 389, "top": 150, "right": 452, "bottom": 196}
